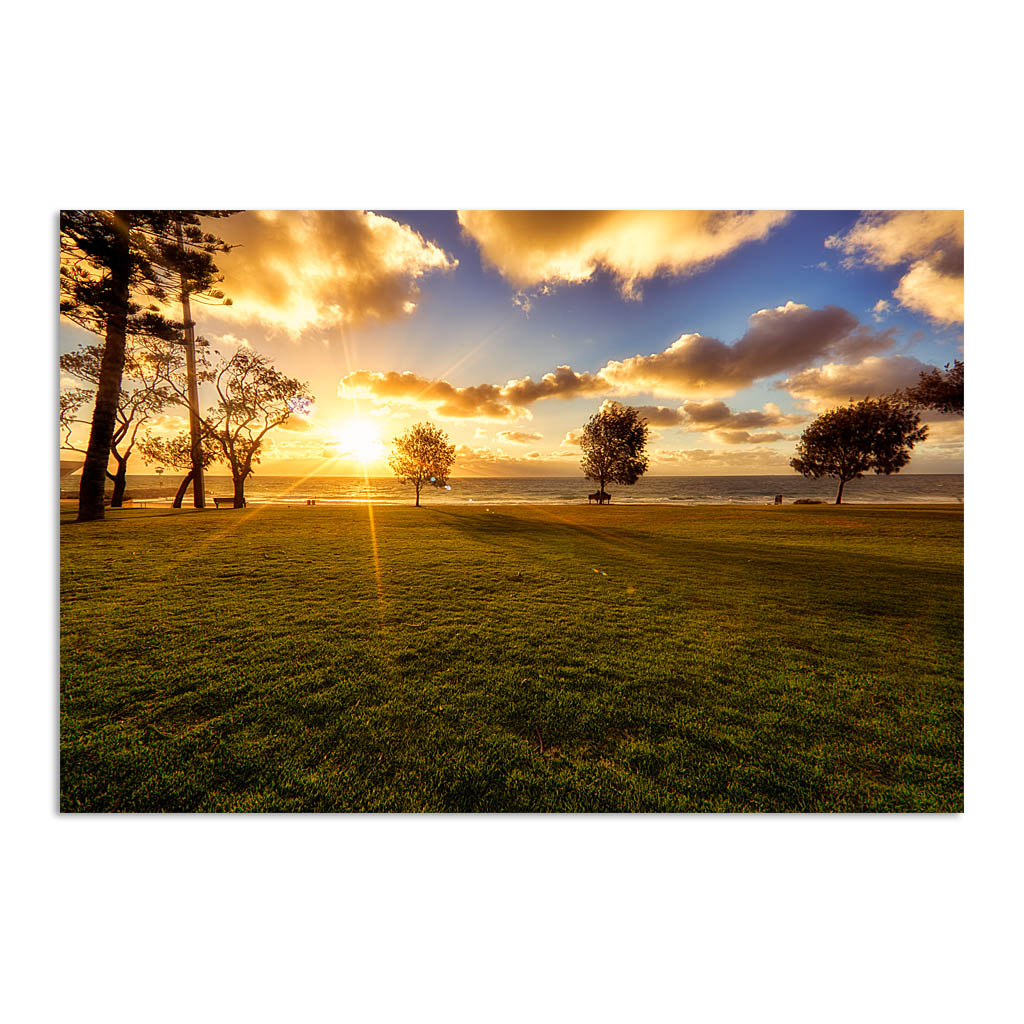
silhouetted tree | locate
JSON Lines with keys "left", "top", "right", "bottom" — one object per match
{"left": 60, "top": 210, "right": 234, "bottom": 521}
{"left": 580, "top": 402, "right": 649, "bottom": 502}
{"left": 900, "top": 359, "right": 963, "bottom": 415}
{"left": 59, "top": 336, "right": 187, "bottom": 507}
{"left": 388, "top": 423, "right": 456, "bottom": 506}
{"left": 136, "top": 431, "right": 223, "bottom": 508}
{"left": 790, "top": 397, "right": 928, "bottom": 504}
{"left": 170, "top": 348, "right": 312, "bottom": 508}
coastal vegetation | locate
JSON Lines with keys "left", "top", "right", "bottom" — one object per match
{"left": 790, "top": 397, "right": 929, "bottom": 504}
{"left": 388, "top": 422, "right": 457, "bottom": 506}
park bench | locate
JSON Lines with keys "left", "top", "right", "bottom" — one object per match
{"left": 588, "top": 490, "right": 611, "bottom": 504}
{"left": 213, "top": 497, "right": 245, "bottom": 508}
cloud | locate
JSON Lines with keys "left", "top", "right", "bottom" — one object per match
{"left": 713, "top": 430, "right": 791, "bottom": 445}
{"left": 872, "top": 299, "right": 891, "bottom": 322}
{"left": 211, "top": 210, "right": 457, "bottom": 333}
{"left": 501, "top": 365, "right": 609, "bottom": 405}
{"left": 779, "top": 354, "right": 936, "bottom": 410}
{"left": 338, "top": 302, "right": 898, "bottom": 419}
{"left": 457, "top": 210, "right": 790, "bottom": 299}
{"left": 339, "top": 370, "right": 525, "bottom": 420}
{"left": 600, "top": 302, "right": 892, "bottom": 397}
{"left": 495, "top": 430, "right": 543, "bottom": 444}
{"left": 625, "top": 399, "right": 805, "bottom": 432}
{"left": 653, "top": 448, "right": 794, "bottom": 471}
{"left": 826, "top": 211, "right": 963, "bottom": 324}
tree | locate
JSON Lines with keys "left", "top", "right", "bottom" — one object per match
{"left": 136, "top": 431, "right": 223, "bottom": 508}
{"left": 60, "top": 210, "right": 233, "bottom": 521}
{"left": 179, "top": 348, "right": 312, "bottom": 508}
{"left": 388, "top": 423, "right": 456, "bottom": 506}
{"left": 59, "top": 336, "right": 186, "bottom": 507}
{"left": 900, "top": 359, "right": 963, "bottom": 415}
{"left": 789, "top": 397, "right": 929, "bottom": 504}
{"left": 579, "top": 402, "right": 650, "bottom": 501}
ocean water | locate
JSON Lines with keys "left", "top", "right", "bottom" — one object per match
{"left": 70, "top": 474, "right": 965, "bottom": 505}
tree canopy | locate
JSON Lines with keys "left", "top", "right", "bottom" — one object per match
{"left": 790, "top": 397, "right": 929, "bottom": 504}
{"left": 187, "top": 348, "right": 312, "bottom": 508}
{"left": 388, "top": 423, "right": 456, "bottom": 506}
{"left": 60, "top": 211, "right": 235, "bottom": 520}
{"left": 60, "top": 336, "right": 188, "bottom": 506}
{"left": 136, "top": 431, "right": 223, "bottom": 508}
{"left": 579, "top": 402, "right": 650, "bottom": 500}
{"left": 900, "top": 359, "right": 963, "bottom": 415}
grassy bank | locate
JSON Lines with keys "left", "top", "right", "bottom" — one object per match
{"left": 60, "top": 503, "right": 963, "bottom": 812}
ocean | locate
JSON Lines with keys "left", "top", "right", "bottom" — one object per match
{"left": 66, "top": 474, "right": 965, "bottom": 506}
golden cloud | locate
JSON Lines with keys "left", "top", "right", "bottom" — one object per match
{"left": 627, "top": 399, "right": 805, "bottom": 432}
{"left": 211, "top": 211, "right": 456, "bottom": 333}
{"left": 826, "top": 211, "right": 963, "bottom": 324}
{"left": 495, "top": 430, "right": 544, "bottom": 445}
{"left": 457, "top": 210, "right": 790, "bottom": 298}
{"left": 599, "top": 302, "right": 881, "bottom": 396}
{"left": 652, "top": 448, "right": 794, "bottom": 471}
{"left": 338, "top": 302, "right": 897, "bottom": 420}
{"left": 779, "top": 355, "right": 936, "bottom": 410}
{"left": 340, "top": 370, "right": 526, "bottom": 420}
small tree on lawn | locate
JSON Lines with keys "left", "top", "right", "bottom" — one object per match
{"left": 388, "top": 422, "right": 456, "bottom": 507}
{"left": 136, "top": 431, "right": 223, "bottom": 508}
{"left": 900, "top": 359, "right": 963, "bottom": 416}
{"left": 580, "top": 401, "right": 649, "bottom": 502}
{"left": 189, "top": 349, "right": 312, "bottom": 508}
{"left": 790, "top": 397, "right": 929, "bottom": 505}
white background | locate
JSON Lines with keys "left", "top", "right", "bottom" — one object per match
{"left": 3, "top": 2, "right": 1019, "bottom": 1020}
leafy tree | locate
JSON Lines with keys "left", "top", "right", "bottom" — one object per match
{"left": 136, "top": 431, "right": 223, "bottom": 508}
{"left": 60, "top": 389, "right": 91, "bottom": 450}
{"left": 59, "top": 336, "right": 187, "bottom": 507}
{"left": 170, "top": 348, "right": 312, "bottom": 508}
{"left": 789, "top": 397, "right": 929, "bottom": 504}
{"left": 388, "top": 423, "right": 456, "bottom": 506}
{"left": 59, "top": 210, "right": 233, "bottom": 521}
{"left": 579, "top": 402, "right": 650, "bottom": 502}
{"left": 901, "top": 359, "right": 963, "bottom": 415}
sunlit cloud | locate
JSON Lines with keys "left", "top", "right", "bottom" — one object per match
{"left": 622, "top": 399, "right": 805, "bottom": 432}
{"left": 599, "top": 302, "right": 893, "bottom": 397}
{"left": 653, "top": 448, "right": 795, "bottom": 470}
{"left": 211, "top": 210, "right": 457, "bottom": 334}
{"left": 495, "top": 430, "right": 544, "bottom": 444}
{"left": 339, "top": 370, "right": 526, "bottom": 420}
{"left": 713, "top": 430, "right": 792, "bottom": 445}
{"left": 826, "top": 210, "right": 963, "bottom": 324}
{"left": 778, "top": 354, "right": 936, "bottom": 410}
{"left": 338, "top": 301, "right": 900, "bottom": 420}
{"left": 458, "top": 210, "right": 790, "bottom": 299}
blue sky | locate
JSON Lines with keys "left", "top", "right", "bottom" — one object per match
{"left": 59, "top": 210, "right": 964, "bottom": 476}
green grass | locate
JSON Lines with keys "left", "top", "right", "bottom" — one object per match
{"left": 60, "top": 502, "right": 963, "bottom": 812}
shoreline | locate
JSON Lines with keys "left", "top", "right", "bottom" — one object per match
{"left": 59, "top": 498, "right": 964, "bottom": 510}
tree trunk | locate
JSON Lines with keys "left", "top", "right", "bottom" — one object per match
{"left": 232, "top": 474, "right": 246, "bottom": 509}
{"left": 415, "top": 480, "right": 421, "bottom": 507}
{"left": 172, "top": 470, "right": 195, "bottom": 509}
{"left": 110, "top": 460, "right": 128, "bottom": 508}
{"left": 835, "top": 478, "right": 846, "bottom": 504}
{"left": 77, "top": 212, "right": 131, "bottom": 522}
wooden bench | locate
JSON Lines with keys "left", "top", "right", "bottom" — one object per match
{"left": 588, "top": 490, "right": 611, "bottom": 504}
{"left": 213, "top": 497, "right": 245, "bottom": 508}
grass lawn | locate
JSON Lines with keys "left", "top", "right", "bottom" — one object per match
{"left": 60, "top": 502, "right": 963, "bottom": 812}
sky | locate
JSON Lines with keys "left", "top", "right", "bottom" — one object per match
{"left": 59, "top": 210, "right": 964, "bottom": 477}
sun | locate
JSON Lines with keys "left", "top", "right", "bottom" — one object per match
{"left": 335, "top": 418, "right": 386, "bottom": 463}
